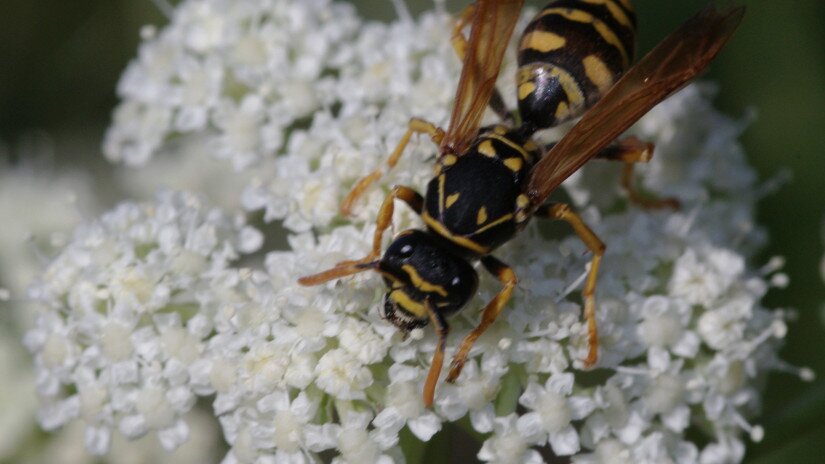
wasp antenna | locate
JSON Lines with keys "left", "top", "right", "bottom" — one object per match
{"left": 297, "top": 260, "right": 379, "bottom": 286}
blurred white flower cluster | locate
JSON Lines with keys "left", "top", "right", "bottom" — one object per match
{"left": 6, "top": 0, "right": 804, "bottom": 463}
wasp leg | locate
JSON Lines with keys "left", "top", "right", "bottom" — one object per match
{"left": 299, "top": 186, "right": 423, "bottom": 285}
{"left": 341, "top": 118, "right": 443, "bottom": 216}
{"left": 446, "top": 255, "right": 517, "bottom": 383}
{"left": 422, "top": 299, "right": 449, "bottom": 407}
{"left": 536, "top": 202, "right": 604, "bottom": 368}
{"left": 595, "top": 136, "right": 681, "bottom": 209}
{"left": 451, "top": 3, "right": 512, "bottom": 123}
{"left": 450, "top": 2, "right": 476, "bottom": 60}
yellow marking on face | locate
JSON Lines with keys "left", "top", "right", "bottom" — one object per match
{"left": 378, "top": 270, "right": 402, "bottom": 286}
{"left": 478, "top": 140, "right": 497, "bottom": 157}
{"left": 446, "top": 192, "right": 460, "bottom": 208}
{"left": 388, "top": 289, "right": 427, "bottom": 319}
{"left": 476, "top": 206, "right": 488, "bottom": 225}
{"left": 493, "top": 125, "right": 508, "bottom": 135}
{"left": 474, "top": 213, "right": 514, "bottom": 234}
{"left": 401, "top": 264, "right": 448, "bottom": 297}
{"left": 518, "top": 82, "right": 536, "bottom": 101}
{"left": 504, "top": 157, "right": 523, "bottom": 172}
{"left": 582, "top": 0, "right": 633, "bottom": 28}
{"left": 520, "top": 30, "right": 566, "bottom": 53}
{"left": 523, "top": 139, "right": 538, "bottom": 152}
{"left": 583, "top": 54, "right": 614, "bottom": 93}
{"left": 422, "top": 212, "right": 490, "bottom": 255}
{"left": 442, "top": 154, "right": 457, "bottom": 166}
{"left": 517, "top": 194, "right": 530, "bottom": 209}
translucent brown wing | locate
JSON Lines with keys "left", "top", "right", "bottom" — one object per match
{"left": 527, "top": 4, "right": 745, "bottom": 205}
{"left": 440, "top": 0, "right": 524, "bottom": 156}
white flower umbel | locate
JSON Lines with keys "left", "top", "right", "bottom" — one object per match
{"left": 25, "top": 190, "right": 261, "bottom": 455}
{"left": 27, "top": 1, "right": 805, "bottom": 462}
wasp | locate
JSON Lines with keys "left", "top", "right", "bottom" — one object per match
{"left": 299, "top": 0, "right": 744, "bottom": 407}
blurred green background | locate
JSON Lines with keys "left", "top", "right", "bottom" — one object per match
{"left": 1, "top": 0, "right": 823, "bottom": 462}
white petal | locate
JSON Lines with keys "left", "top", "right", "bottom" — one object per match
{"left": 119, "top": 414, "right": 148, "bottom": 439}
{"left": 672, "top": 331, "right": 700, "bottom": 358}
{"left": 158, "top": 419, "right": 190, "bottom": 451}
{"left": 470, "top": 406, "right": 495, "bottom": 433}
{"left": 305, "top": 423, "right": 339, "bottom": 452}
{"left": 84, "top": 424, "right": 112, "bottom": 456}
{"left": 516, "top": 412, "right": 547, "bottom": 444}
{"left": 547, "top": 372, "right": 575, "bottom": 395}
{"left": 647, "top": 346, "right": 671, "bottom": 373}
{"left": 290, "top": 391, "right": 317, "bottom": 421}
{"left": 518, "top": 381, "right": 544, "bottom": 409}
{"left": 407, "top": 412, "right": 441, "bottom": 441}
{"left": 662, "top": 404, "right": 691, "bottom": 432}
{"left": 569, "top": 395, "right": 597, "bottom": 420}
{"left": 548, "top": 425, "right": 580, "bottom": 456}
{"left": 374, "top": 407, "right": 405, "bottom": 434}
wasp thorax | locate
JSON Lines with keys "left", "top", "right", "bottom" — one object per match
{"left": 378, "top": 229, "right": 478, "bottom": 333}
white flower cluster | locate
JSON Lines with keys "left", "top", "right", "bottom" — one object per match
{"left": 25, "top": 190, "right": 261, "bottom": 455}
{"left": 25, "top": 0, "right": 802, "bottom": 463}
{"left": 0, "top": 160, "right": 98, "bottom": 461}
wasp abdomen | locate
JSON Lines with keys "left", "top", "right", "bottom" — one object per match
{"left": 517, "top": 0, "right": 636, "bottom": 130}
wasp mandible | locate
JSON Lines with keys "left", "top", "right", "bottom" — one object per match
{"left": 300, "top": 0, "right": 744, "bottom": 407}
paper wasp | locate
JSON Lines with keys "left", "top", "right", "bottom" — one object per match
{"left": 299, "top": 0, "right": 744, "bottom": 407}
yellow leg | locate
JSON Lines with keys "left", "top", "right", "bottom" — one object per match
{"left": 299, "top": 186, "right": 423, "bottom": 286}
{"left": 450, "top": 3, "right": 511, "bottom": 122}
{"left": 340, "top": 118, "right": 443, "bottom": 216}
{"left": 422, "top": 300, "right": 449, "bottom": 407}
{"left": 446, "top": 255, "right": 517, "bottom": 383}
{"left": 537, "top": 203, "right": 605, "bottom": 368}
{"left": 450, "top": 3, "right": 476, "bottom": 61}
{"left": 596, "top": 136, "right": 680, "bottom": 210}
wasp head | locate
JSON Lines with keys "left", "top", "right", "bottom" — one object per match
{"left": 377, "top": 229, "right": 478, "bottom": 334}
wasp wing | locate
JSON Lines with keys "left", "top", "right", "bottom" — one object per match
{"left": 440, "top": 0, "right": 524, "bottom": 156}
{"left": 527, "top": 4, "right": 745, "bottom": 205}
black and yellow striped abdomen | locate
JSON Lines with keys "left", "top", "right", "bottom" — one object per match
{"left": 517, "top": 0, "right": 636, "bottom": 130}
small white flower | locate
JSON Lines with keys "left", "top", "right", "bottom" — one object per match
{"left": 519, "top": 373, "right": 596, "bottom": 455}
{"left": 315, "top": 348, "right": 373, "bottom": 400}
{"left": 373, "top": 365, "right": 442, "bottom": 441}
{"left": 669, "top": 247, "right": 745, "bottom": 307}
{"left": 637, "top": 295, "right": 698, "bottom": 358}
{"left": 332, "top": 411, "right": 399, "bottom": 464}
{"left": 478, "top": 414, "right": 545, "bottom": 464}
{"left": 697, "top": 296, "right": 752, "bottom": 350}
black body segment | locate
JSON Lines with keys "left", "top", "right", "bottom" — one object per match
{"left": 517, "top": 0, "right": 636, "bottom": 130}
{"left": 423, "top": 125, "right": 539, "bottom": 257}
